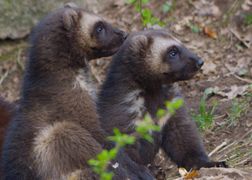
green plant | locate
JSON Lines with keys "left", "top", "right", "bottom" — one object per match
{"left": 227, "top": 96, "right": 250, "bottom": 127}
{"left": 162, "top": 2, "right": 172, "bottom": 13}
{"left": 88, "top": 98, "right": 183, "bottom": 180}
{"left": 126, "top": 0, "right": 165, "bottom": 27}
{"left": 227, "top": 99, "right": 244, "bottom": 127}
{"left": 88, "top": 129, "right": 136, "bottom": 180}
{"left": 187, "top": 22, "right": 201, "bottom": 33}
{"left": 192, "top": 89, "right": 217, "bottom": 131}
{"left": 244, "top": 13, "right": 252, "bottom": 26}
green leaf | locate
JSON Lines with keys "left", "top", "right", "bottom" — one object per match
{"left": 188, "top": 23, "right": 201, "bottom": 33}
{"left": 165, "top": 98, "right": 184, "bottom": 115}
{"left": 97, "top": 150, "right": 110, "bottom": 161}
{"left": 171, "top": 98, "right": 184, "bottom": 109}
{"left": 142, "top": 0, "right": 150, "bottom": 4}
{"left": 245, "top": 13, "right": 252, "bottom": 26}
{"left": 108, "top": 149, "right": 118, "bottom": 159}
{"left": 101, "top": 172, "right": 113, "bottom": 180}
{"left": 156, "top": 109, "right": 166, "bottom": 118}
{"left": 237, "top": 68, "right": 248, "bottom": 76}
{"left": 162, "top": 2, "right": 172, "bottom": 13}
{"left": 126, "top": 0, "right": 136, "bottom": 4}
{"left": 88, "top": 159, "right": 99, "bottom": 166}
{"left": 143, "top": 134, "right": 153, "bottom": 142}
{"left": 142, "top": 8, "right": 152, "bottom": 19}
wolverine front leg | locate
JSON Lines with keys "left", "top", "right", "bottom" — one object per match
{"left": 125, "top": 131, "right": 162, "bottom": 165}
{"left": 161, "top": 106, "right": 227, "bottom": 170}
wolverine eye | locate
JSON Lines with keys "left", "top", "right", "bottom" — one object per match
{"left": 96, "top": 25, "right": 104, "bottom": 33}
{"left": 168, "top": 47, "right": 178, "bottom": 58}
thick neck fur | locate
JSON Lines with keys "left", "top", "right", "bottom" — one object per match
{"left": 23, "top": 13, "right": 83, "bottom": 99}
{"left": 98, "top": 57, "right": 178, "bottom": 134}
{"left": 20, "top": 9, "right": 97, "bottom": 130}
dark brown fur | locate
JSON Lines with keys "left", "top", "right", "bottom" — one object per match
{"left": 0, "top": 98, "right": 15, "bottom": 153}
{"left": 98, "top": 29, "right": 227, "bottom": 171}
{"left": 1, "top": 5, "right": 153, "bottom": 180}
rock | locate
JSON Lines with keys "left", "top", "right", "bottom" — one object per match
{"left": 0, "top": 0, "right": 114, "bottom": 40}
{"left": 196, "top": 167, "right": 252, "bottom": 180}
{"left": 175, "top": 167, "right": 252, "bottom": 180}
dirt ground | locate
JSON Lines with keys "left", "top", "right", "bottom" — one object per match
{"left": 0, "top": 0, "right": 251, "bottom": 179}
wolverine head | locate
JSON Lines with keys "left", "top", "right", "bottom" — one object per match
{"left": 113, "top": 29, "right": 203, "bottom": 86}
{"left": 62, "top": 4, "right": 127, "bottom": 59}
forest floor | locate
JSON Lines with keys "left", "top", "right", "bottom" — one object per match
{"left": 0, "top": 0, "right": 251, "bottom": 179}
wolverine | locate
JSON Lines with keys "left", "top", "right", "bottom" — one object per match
{"left": 98, "top": 29, "right": 227, "bottom": 172}
{"left": 1, "top": 4, "right": 154, "bottom": 180}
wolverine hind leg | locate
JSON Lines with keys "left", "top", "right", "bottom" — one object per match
{"left": 33, "top": 121, "right": 102, "bottom": 180}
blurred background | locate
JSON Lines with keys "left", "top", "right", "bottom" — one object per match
{"left": 0, "top": 0, "right": 251, "bottom": 179}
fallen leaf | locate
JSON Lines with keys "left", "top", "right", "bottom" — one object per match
{"left": 178, "top": 167, "right": 188, "bottom": 177}
{"left": 242, "top": 0, "right": 252, "bottom": 11}
{"left": 202, "top": 61, "right": 217, "bottom": 75}
{"left": 203, "top": 27, "right": 218, "bottom": 39}
{"left": 178, "top": 168, "right": 199, "bottom": 179}
{"left": 194, "top": 1, "right": 221, "bottom": 17}
{"left": 230, "top": 28, "right": 251, "bottom": 48}
{"left": 184, "top": 170, "right": 199, "bottom": 179}
{"left": 212, "top": 85, "right": 249, "bottom": 100}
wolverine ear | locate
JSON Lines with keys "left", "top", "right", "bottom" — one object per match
{"left": 62, "top": 8, "right": 78, "bottom": 30}
{"left": 64, "top": 2, "right": 78, "bottom": 8}
{"left": 130, "top": 35, "right": 149, "bottom": 57}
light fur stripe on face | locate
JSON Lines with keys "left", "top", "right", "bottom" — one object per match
{"left": 79, "top": 12, "right": 102, "bottom": 46}
{"left": 148, "top": 37, "right": 181, "bottom": 73}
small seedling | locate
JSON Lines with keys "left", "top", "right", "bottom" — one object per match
{"left": 227, "top": 97, "right": 250, "bottom": 127}
{"left": 244, "top": 13, "right": 252, "bottom": 26}
{"left": 162, "top": 2, "right": 172, "bottom": 13}
{"left": 192, "top": 88, "right": 217, "bottom": 131}
{"left": 126, "top": 0, "right": 165, "bottom": 27}
{"left": 187, "top": 22, "right": 201, "bottom": 33}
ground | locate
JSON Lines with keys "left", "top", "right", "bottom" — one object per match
{"left": 0, "top": 0, "right": 251, "bottom": 179}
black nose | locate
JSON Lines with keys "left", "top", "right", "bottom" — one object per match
{"left": 114, "top": 28, "right": 128, "bottom": 39}
{"left": 122, "top": 32, "right": 128, "bottom": 40}
{"left": 197, "top": 59, "right": 204, "bottom": 68}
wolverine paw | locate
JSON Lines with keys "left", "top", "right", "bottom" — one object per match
{"left": 203, "top": 161, "right": 229, "bottom": 169}
{"left": 211, "top": 161, "right": 229, "bottom": 168}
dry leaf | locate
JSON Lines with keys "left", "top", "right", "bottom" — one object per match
{"left": 179, "top": 167, "right": 188, "bottom": 177}
{"left": 212, "top": 85, "right": 249, "bottom": 100}
{"left": 230, "top": 28, "right": 251, "bottom": 48}
{"left": 202, "top": 61, "right": 217, "bottom": 75}
{"left": 242, "top": 0, "right": 252, "bottom": 11}
{"left": 203, "top": 27, "right": 217, "bottom": 39}
{"left": 184, "top": 170, "right": 199, "bottom": 179}
{"left": 194, "top": 1, "right": 221, "bottom": 17}
{"left": 178, "top": 168, "right": 199, "bottom": 179}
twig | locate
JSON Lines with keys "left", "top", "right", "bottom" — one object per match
{"left": 232, "top": 74, "right": 252, "bottom": 84}
{"left": 16, "top": 49, "right": 24, "bottom": 71}
{"left": 217, "top": 141, "right": 236, "bottom": 155}
{"left": 208, "top": 141, "right": 228, "bottom": 157}
{"left": 230, "top": 28, "right": 250, "bottom": 48}
{"left": 214, "top": 114, "right": 226, "bottom": 120}
{"left": 0, "top": 70, "right": 9, "bottom": 86}
{"left": 239, "top": 128, "right": 252, "bottom": 140}
{"left": 233, "top": 154, "right": 252, "bottom": 166}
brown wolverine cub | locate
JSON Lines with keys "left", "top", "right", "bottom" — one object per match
{"left": 2, "top": 5, "right": 154, "bottom": 180}
{"left": 98, "top": 29, "right": 227, "bottom": 170}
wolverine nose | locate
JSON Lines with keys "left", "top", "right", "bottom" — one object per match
{"left": 122, "top": 32, "right": 128, "bottom": 40}
{"left": 190, "top": 57, "right": 204, "bottom": 69}
{"left": 114, "top": 28, "right": 128, "bottom": 40}
{"left": 197, "top": 59, "right": 204, "bottom": 68}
